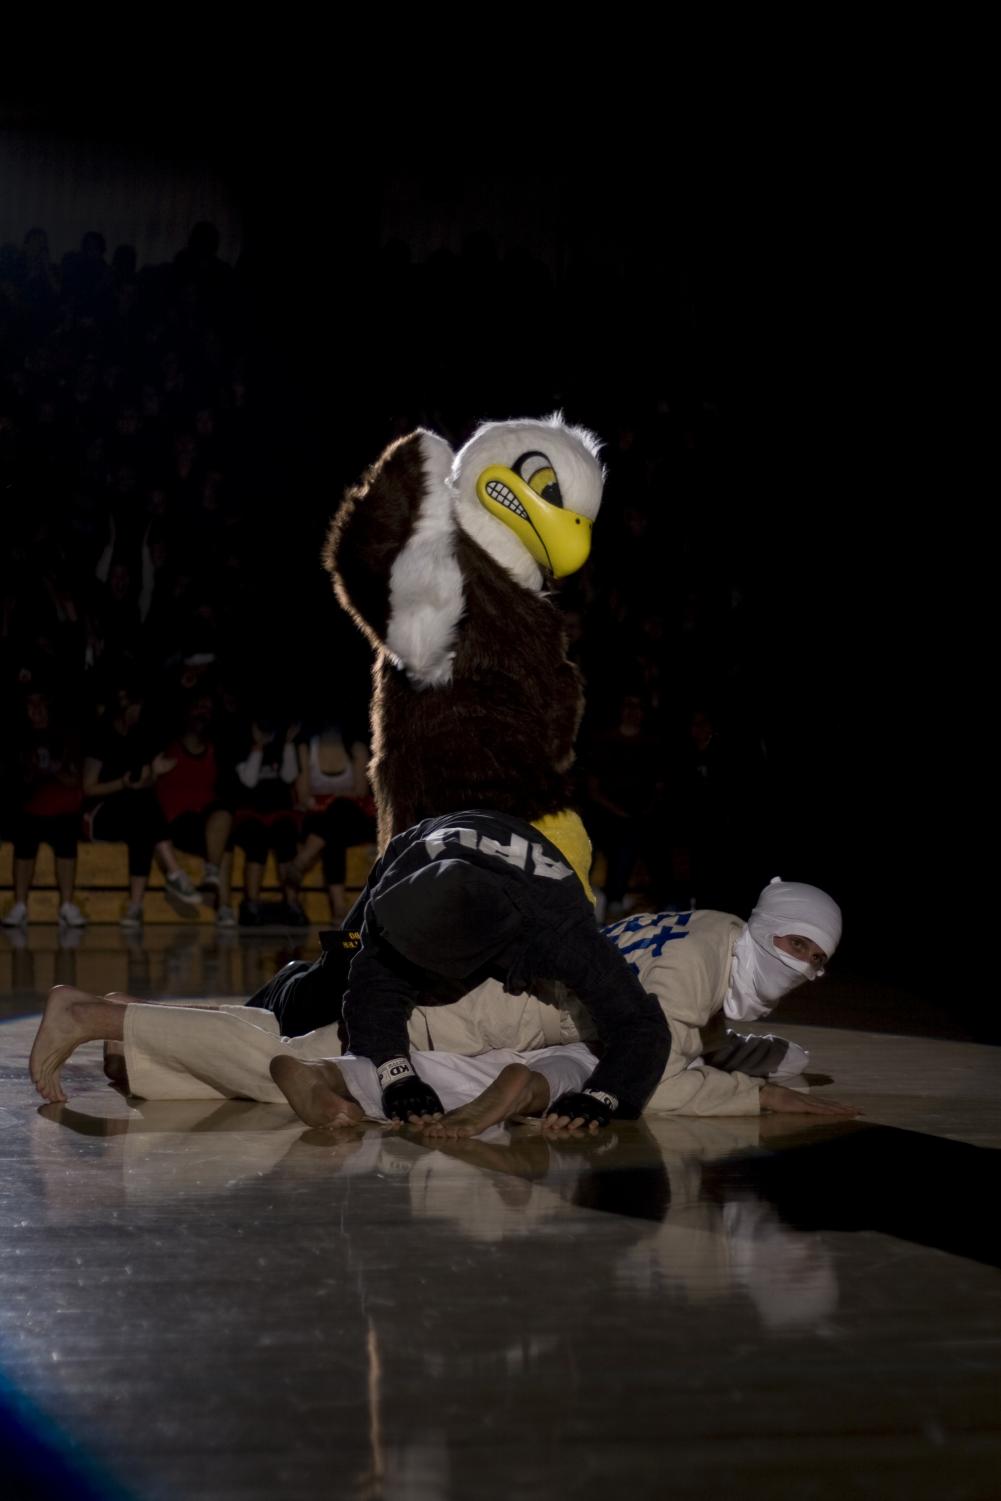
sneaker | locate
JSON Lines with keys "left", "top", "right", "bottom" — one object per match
{"left": 1, "top": 901, "right": 28, "bottom": 927}
{"left": 58, "top": 901, "right": 88, "bottom": 928}
{"left": 282, "top": 898, "right": 310, "bottom": 928}
{"left": 216, "top": 904, "right": 237, "bottom": 928}
{"left": 120, "top": 903, "right": 144, "bottom": 930}
{"left": 238, "top": 899, "right": 262, "bottom": 927}
{"left": 164, "top": 870, "right": 201, "bottom": 919}
{"left": 199, "top": 864, "right": 221, "bottom": 910}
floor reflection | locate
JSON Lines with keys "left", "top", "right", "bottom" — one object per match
{"left": 11, "top": 1063, "right": 1001, "bottom": 1501}
{"left": 703, "top": 1120, "right": 1001, "bottom": 1270}
{"left": 1, "top": 924, "right": 318, "bottom": 1016}
{"left": 32, "top": 1098, "right": 847, "bottom": 1334}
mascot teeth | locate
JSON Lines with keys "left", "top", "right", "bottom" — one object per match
{"left": 485, "top": 480, "right": 528, "bottom": 519}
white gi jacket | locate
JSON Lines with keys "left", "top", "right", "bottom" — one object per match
{"left": 411, "top": 909, "right": 763, "bottom": 1116}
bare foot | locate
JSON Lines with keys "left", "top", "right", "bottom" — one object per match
{"left": 269, "top": 1055, "right": 365, "bottom": 1129}
{"left": 29, "top": 987, "right": 93, "bottom": 1104}
{"left": 422, "top": 1063, "right": 550, "bottom": 1140}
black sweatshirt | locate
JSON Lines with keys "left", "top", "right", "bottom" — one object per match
{"left": 340, "top": 810, "right": 670, "bottom": 1117}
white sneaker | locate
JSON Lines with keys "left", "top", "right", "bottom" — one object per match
{"left": 164, "top": 870, "right": 201, "bottom": 919}
{"left": 58, "top": 901, "right": 88, "bottom": 928}
{"left": 216, "top": 905, "right": 237, "bottom": 928}
{"left": 1, "top": 901, "right": 28, "bottom": 927}
{"left": 119, "top": 903, "right": 144, "bottom": 929}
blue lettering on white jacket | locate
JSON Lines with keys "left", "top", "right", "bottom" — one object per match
{"left": 603, "top": 910, "right": 693, "bottom": 975}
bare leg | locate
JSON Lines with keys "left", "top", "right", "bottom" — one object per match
{"left": 219, "top": 850, "right": 233, "bottom": 907}
{"left": 30, "top": 987, "right": 129, "bottom": 1104}
{"left": 244, "top": 861, "right": 263, "bottom": 902}
{"left": 269, "top": 1055, "right": 365, "bottom": 1129}
{"left": 205, "top": 809, "right": 233, "bottom": 867}
{"left": 128, "top": 874, "right": 147, "bottom": 906}
{"left": 14, "top": 857, "right": 35, "bottom": 905}
{"left": 423, "top": 1063, "right": 551, "bottom": 1140}
{"left": 55, "top": 856, "right": 77, "bottom": 904}
{"left": 326, "top": 883, "right": 348, "bottom": 922}
{"left": 154, "top": 840, "right": 182, "bottom": 877}
{"left": 292, "top": 833, "right": 326, "bottom": 878}
{"left": 283, "top": 833, "right": 325, "bottom": 905}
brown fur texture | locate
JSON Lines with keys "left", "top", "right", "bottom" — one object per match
{"left": 323, "top": 433, "right": 428, "bottom": 652}
{"left": 326, "top": 434, "right": 585, "bottom": 850}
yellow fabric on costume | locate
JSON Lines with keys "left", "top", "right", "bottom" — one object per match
{"left": 531, "top": 810, "right": 595, "bottom": 904}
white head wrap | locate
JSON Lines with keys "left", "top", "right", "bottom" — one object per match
{"left": 725, "top": 877, "right": 842, "bottom": 1021}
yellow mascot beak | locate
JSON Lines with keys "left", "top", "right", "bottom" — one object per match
{"left": 475, "top": 464, "right": 593, "bottom": 578}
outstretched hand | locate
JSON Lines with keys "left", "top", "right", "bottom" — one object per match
{"left": 760, "top": 1083, "right": 862, "bottom": 1117}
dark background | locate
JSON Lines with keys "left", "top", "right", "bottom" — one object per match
{"left": 0, "top": 72, "right": 972, "bottom": 1027}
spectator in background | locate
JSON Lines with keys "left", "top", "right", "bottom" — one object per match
{"left": 1, "top": 687, "right": 86, "bottom": 929}
{"left": 82, "top": 680, "right": 202, "bottom": 928}
{"left": 230, "top": 715, "right": 301, "bottom": 926}
{"left": 153, "top": 691, "right": 234, "bottom": 920}
{"left": 283, "top": 722, "right": 375, "bottom": 923}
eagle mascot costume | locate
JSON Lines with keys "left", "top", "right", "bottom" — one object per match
{"left": 323, "top": 414, "right": 604, "bottom": 890}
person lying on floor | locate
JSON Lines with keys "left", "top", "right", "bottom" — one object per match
{"left": 29, "top": 861, "right": 857, "bottom": 1126}
{"left": 247, "top": 873, "right": 851, "bottom": 1117}
{"left": 29, "top": 986, "right": 603, "bottom": 1138}
{"left": 31, "top": 808, "right": 673, "bottom": 1132}
{"left": 29, "top": 957, "right": 855, "bottom": 1147}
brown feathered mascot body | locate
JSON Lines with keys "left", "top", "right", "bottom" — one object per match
{"left": 324, "top": 415, "right": 604, "bottom": 881}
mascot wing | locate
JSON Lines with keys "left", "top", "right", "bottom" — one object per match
{"left": 324, "top": 429, "right": 464, "bottom": 689}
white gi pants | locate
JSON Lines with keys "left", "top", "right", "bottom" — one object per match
{"left": 123, "top": 1002, "right": 594, "bottom": 1117}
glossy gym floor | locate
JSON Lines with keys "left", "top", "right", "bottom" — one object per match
{"left": 2, "top": 925, "right": 999, "bottom": 1501}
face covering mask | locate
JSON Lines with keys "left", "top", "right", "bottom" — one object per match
{"left": 724, "top": 877, "right": 842, "bottom": 1022}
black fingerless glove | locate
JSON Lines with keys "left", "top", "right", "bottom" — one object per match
{"left": 378, "top": 1058, "right": 444, "bottom": 1122}
{"left": 547, "top": 1087, "right": 618, "bottom": 1128}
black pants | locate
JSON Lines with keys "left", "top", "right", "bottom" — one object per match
{"left": 166, "top": 806, "right": 229, "bottom": 859}
{"left": 302, "top": 799, "right": 375, "bottom": 885}
{"left": 10, "top": 811, "right": 80, "bottom": 861}
{"left": 231, "top": 814, "right": 299, "bottom": 866}
{"left": 245, "top": 930, "right": 361, "bottom": 1036}
{"left": 88, "top": 791, "right": 167, "bottom": 878}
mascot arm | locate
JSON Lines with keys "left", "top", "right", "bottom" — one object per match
{"left": 323, "top": 430, "right": 461, "bottom": 686}
{"left": 548, "top": 918, "right": 671, "bottom": 1116}
{"left": 341, "top": 925, "right": 421, "bottom": 1069}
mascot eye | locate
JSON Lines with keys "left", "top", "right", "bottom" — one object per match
{"left": 514, "top": 450, "right": 564, "bottom": 508}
